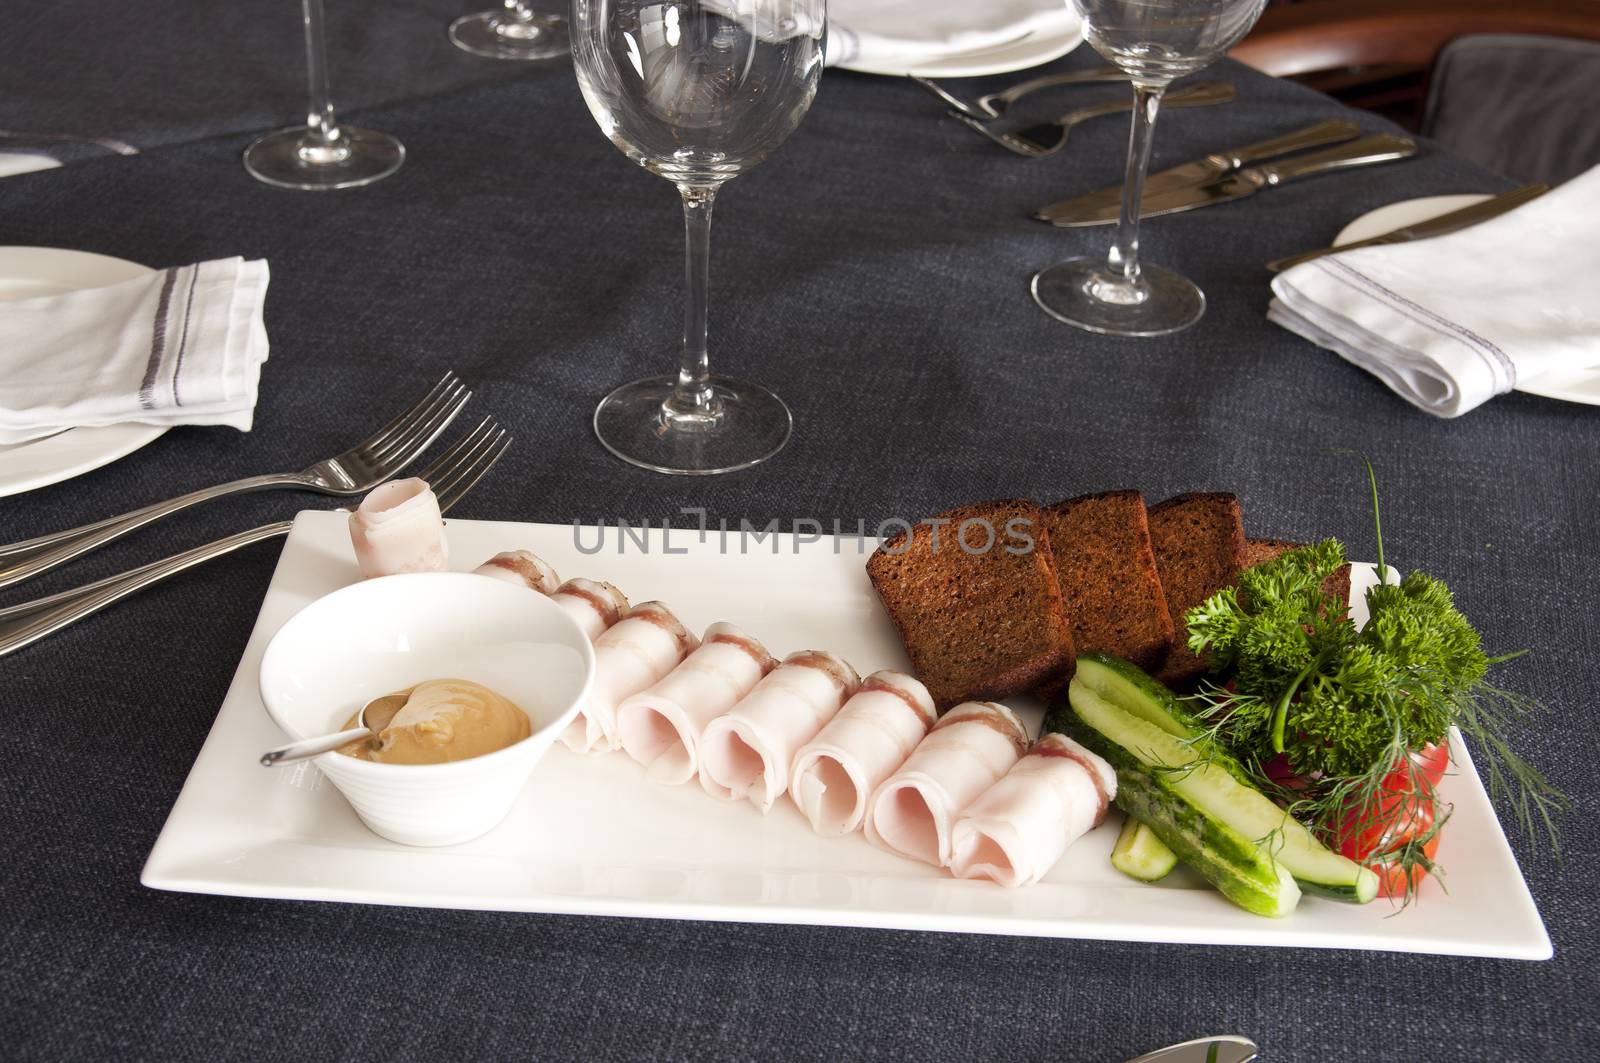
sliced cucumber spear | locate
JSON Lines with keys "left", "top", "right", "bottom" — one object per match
{"left": 1059, "top": 653, "right": 1378, "bottom": 907}
{"left": 1111, "top": 816, "right": 1178, "bottom": 882}
{"left": 1052, "top": 704, "right": 1301, "bottom": 917}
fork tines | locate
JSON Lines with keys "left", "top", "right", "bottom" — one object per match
{"left": 360, "top": 371, "right": 471, "bottom": 467}
{"left": 419, "top": 417, "right": 512, "bottom": 512}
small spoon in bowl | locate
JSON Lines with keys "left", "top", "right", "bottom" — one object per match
{"left": 259, "top": 692, "right": 408, "bottom": 767}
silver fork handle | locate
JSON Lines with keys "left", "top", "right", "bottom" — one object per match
{"left": 1058, "top": 80, "right": 1234, "bottom": 126}
{"left": 0, "top": 520, "right": 292, "bottom": 659}
{"left": 982, "top": 68, "right": 1129, "bottom": 112}
{"left": 0, "top": 472, "right": 309, "bottom": 589}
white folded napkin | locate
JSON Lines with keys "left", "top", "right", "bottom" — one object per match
{"left": 825, "top": 0, "right": 1070, "bottom": 69}
{"left": 0, "top": 257, "right": 270, "bottom": 444}
{"left": 1269, "top": 165, "right": 1600, "bottom": 417}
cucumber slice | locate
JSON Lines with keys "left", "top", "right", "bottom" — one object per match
{"left": 1111, "top": 816, "right": 1178, "bottom": 882}
{"left": 1067, "top": 663, "right": 1379, "bottom": 905}
{"left": 1048, "top": 708, "right": 1299, "bottom": 918}
{"left": 1073, "top": 652, "right": 1205, "bottom": 739}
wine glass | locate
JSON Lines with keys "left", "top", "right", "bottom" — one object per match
{"left": 244, "top": 0, "right": 405, "bottom": 190}
{"left": 450, "top": 1, "right": 569, "bottom": 61}
{"left": 571, "top": 0, "right": 825, "bottom": 475}
{"left": 1032, "top": 0, "right": 1266, "bottom": 336}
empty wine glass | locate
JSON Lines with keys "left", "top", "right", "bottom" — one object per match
{"left": 244, "top": 0, "right": 405, "bottom": 190}
{"left": 450, "top": 1, "right": 570, "bottom": 61}
{"left": 1032, "top": 0, "right": 1266, "bottom": 335}
{"left": 572, "top": 0, "right": 825, "bottom": 474}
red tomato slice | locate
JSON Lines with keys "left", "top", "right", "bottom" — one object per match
{"left": 1411, "top": 742, "right": 1449, "bottom": 789}
{"left": 1368, "top": 821, "right": 1442, "bottom": 897}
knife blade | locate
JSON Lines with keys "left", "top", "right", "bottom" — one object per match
{"left": 1121, "top": 1034, "right": 1258, "bottom": 1063}
{"left": 1049, "top": 134, "right": 1417, "bottom": 225}
{"left": 1034, "top": 119, "right": 1362, "bottom": 223}
{"left": 1264, "top": 182, "right": 1549, "bottom": 271}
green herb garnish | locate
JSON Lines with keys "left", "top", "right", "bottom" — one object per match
{"left": 1182, "top": 462, "right": 1562, "bottom": 903}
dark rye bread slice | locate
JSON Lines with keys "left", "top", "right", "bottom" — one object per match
{"left": 1147, "top": 492, "right": 1247, "bottom": 687}
{"left": 867, "top": 499, "right": 1075, "bottom": 712}
{"left": 1038, "top": 490, "right": 1174, "bottom": 697}
{"left": 1243, "top": 537, "right": 1355, "bottom": 611}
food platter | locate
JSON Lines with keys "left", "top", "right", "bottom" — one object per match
{"left": 142, "top": 512, "right": 1551, "bottom": 959}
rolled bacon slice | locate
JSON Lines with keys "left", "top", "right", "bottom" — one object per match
{"left": 551, "top": 578, "right": 630, "bottom": 641}
{"left": 699, "top": 650, "right": 860, "bottom": 812}
{"left": 615, "top": 622, "right": 776, "bottom": 785}
{"left": 472, "top": 550, "right": 560, "bottom": 594}
{"left": 863, "top": 701, "right": 1028, "bottom": 868}
{"left": 948, "top": 732, "right": 1117, "bottom": 888}
{"left": 560, "top": 601, "right": 697, "bottom": 755}
{"left": 788, "top": 671, "right": 936, "bottom": 836}
{"left": 348, "top": 478, "right": 448, "bottom": 578}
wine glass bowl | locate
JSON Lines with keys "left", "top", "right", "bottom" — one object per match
{"left": 572, "top": 0, "right": 825, "bottom": 475}
{"left": 1032, "top": 0, "right": 1266, "bottom": 336}
{"left": 573, "top": 3, "right": 823, "bottom": 185}
{"left": 1077, "top": 0, "right": 1265, "bottom": 79}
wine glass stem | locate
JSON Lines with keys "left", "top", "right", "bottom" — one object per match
{"left": 1103, "top": 82, "right": 1168, "bottom": 297}
{"left": 503, "top": 0, "right": 536, "bottom": 22}
{"left": 299, "top": 0, "right": 345, "bottom": 157}
{"left": 671, "top": 186, "right": 719, "bottom": 420}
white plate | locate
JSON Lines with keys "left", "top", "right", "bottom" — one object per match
{"left": 143, "top": 512, "right": 1551, "bottom": 959}
{"left": 0, "top": 153, "right": 64, "bottom": 178}
{"left": 0, "top": 246, "right": 168, "bottom": 497}
{"left": 832, "top": 4, "right": 1083, "bottom": 78}
{"left": 1334, "top": 196, "right": 1600, "bottom": 407}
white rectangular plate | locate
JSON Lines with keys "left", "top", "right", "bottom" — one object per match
{"left": 143, "top": 512, "right": 1551, "bottom": 959}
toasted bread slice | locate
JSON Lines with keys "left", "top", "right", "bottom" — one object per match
{"left": 1038, "top": 490, "right": 1174, "bottom": 697}
{"left": 867, "top": 499, "right": 1075, "bottom": 711}
{"left": 1148, "top": 493, "right": 1246, "bottom": 687}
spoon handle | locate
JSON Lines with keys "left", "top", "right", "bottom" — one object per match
{"left": 261, "top": 726, "right": 371, "bottom": 767}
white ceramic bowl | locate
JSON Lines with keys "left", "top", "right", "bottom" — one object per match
{"left": 259, "top": 572, "right": 595, "bottom": 847}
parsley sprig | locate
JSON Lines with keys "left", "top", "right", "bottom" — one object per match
{"left": 1181, "top": 470, "right": 1562, "bottom": 902}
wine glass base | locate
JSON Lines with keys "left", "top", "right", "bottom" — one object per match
{"left": 1031, "top": 257, "right": 1206, "bottom": 337}
{"left": 594, "top": 374, "right": 792, "bottom": 476}
{"left": 448, "top": 13, "right": 570, "bottom": 61}
{"left": 243, "top": 127, "right": 404, "bottom": 191}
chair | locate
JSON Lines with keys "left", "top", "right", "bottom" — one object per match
{"left": 1231, "top": 0, "right": 1600, "bottom": 130}
{"left": 1422, "top": 34, "right": 1600, "bottom": 185}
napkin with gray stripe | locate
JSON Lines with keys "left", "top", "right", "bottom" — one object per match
{"left": 1269, "top": 165, "right": 1600, "bottom": 417}
{"left": 0, "top": 257, "right": 268, "bottom": 444}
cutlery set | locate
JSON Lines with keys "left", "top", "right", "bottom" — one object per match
{"left": 0, "top": 372, "right": 508, "bottom": 658}
{"left": 918, "top": 70, "right": 1533, "bottom": 258}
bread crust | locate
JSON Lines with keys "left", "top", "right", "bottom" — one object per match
{"left": 867, "top": 498, "right": 1075, "bottom": 711}
{"left": 1036, "top": 490, "right": 1174, "bottom": 699}
{"left": 1148, "top": 492, "right": 1246, "bottom": 687}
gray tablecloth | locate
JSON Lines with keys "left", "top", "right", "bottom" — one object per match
{"left": 2, "top": 10, "right": 1596, "bottom": 1061}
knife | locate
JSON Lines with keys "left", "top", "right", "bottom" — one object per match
{"left": 1121, "top": 1034, "right": 1259, "bottom": 1063}
{"left": 1264, "top": 182, "right": 1549, "bottom": 271}
{"left": 1034, "top": 119, "right": 1361, "bottom": 223}
{"left": 1045, "top": 133, "right": 1418, "bottom": 226}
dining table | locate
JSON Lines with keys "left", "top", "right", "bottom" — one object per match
{"left": 3, "top": 1, "right": 1596, "bottom": 1059}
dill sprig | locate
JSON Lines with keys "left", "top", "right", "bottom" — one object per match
{"left": 1182, "top": 466, "right": 1563, "bottom": 904}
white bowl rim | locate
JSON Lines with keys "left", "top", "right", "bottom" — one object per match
{"left": 258, "top": 571, "right": 596, "bottom": 777}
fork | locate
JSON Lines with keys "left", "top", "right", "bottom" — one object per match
{"left": 0, "top": 416, "right": 511, "bottom": 659}
{"left": 912, "top": 68, "right": 1129, "bottom": 122}
{"left": 0, "top": 371, "right": 470, "bottom": 590}
{"left": 956, "top": 79, "right": 1236, "bottom": 158}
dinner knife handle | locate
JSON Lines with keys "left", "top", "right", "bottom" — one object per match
{"left": 0, "top": 521, "right": 292, "bottom": 659}
{"left": 1223, "top": 118, "right": 1362, "bottom": 169}
{"left": 1256, "top": 134, "right": 1418, "bottom": 185}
